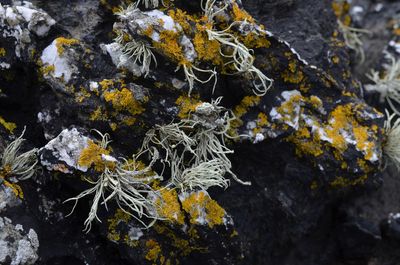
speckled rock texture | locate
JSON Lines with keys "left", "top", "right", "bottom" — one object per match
{"left": 1, "top": 0, "right": 400, "bottom": 265}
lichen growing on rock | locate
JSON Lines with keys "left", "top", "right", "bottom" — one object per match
{"left": 112, "top": 0, "right": 274, "bottom": 95}
{"left": 180, "top": 190, "right": 226, "bottom": 228}
{"left": 0, "top": 129, "right": 37, "bottom": 202}
{"left": 1, "top": 0, "right": 399, "bottom": 264}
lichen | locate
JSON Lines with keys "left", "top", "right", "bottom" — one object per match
{"left": 332, "top": 0, "right": 351, "bottom": 26}
{"left": 281, "top": 61, "right": 305, "bottom": 84}
{"left": 241, "top": 32, "right": 271, "bottom": 49}
{"left": 103, "top": 88, "right": 146, "bottom": 116}
{"left": 193, "top": 31, "right": 223, "bottom": 65}
{"left": 154, "top": 188, "right": 185, "bottom": 225}
{"left": 330, "top": 174, "right": 368, "bottom": 188}
{"left": 0, "top": 116, "right": 16, "bottom": 133}
{"left": 40, "top": 64, "right": 55, "bottom": 76}
{"left": 145, "top": 239, "right": 164, "bottom": 264}
{"left": 230, "top": 95, "right": 261, "bottom": 134}
{"left": 153, "top": 224, "right": 208, "bottom": 259}
{"left": 89, "top": 107, "right": 108, "bottom": 121}
{"left": 175, "top": 95, "right": 201, "bottom": 119}
{"left": 181, "top": 191, "right": 226, "bottom": 228}
{"left": 78, "top": 140, "right": 113, "bottom": 172}
{"left": 75, "top": 86, "right": 92, "bottom": 103}
{"left": 287, "top": 127, "right": 324, "bottom": 157}
{"left": 0, "top": 48, "right": 6, "bottom": 57}
{"left": 231, "top": 1, "right": 255, "bottom": 23}
{"left": 168, "top": 9, "right": 196, "bottom": 33}
{"left": 153, "top": 30, "right": 188, "bottom": 65}
{"left": 107, "top": 209, "right": 131, "bottom": 242}
{"left": 55, "top": 37, "right": 79, "bottom": 55}
{"left": 253, "top": 112, "right": 270, "bottom": 134}
{"left": 99, "top": 79, "right": 115, "bottom": 90}
{"left": 0, "top": 171, "right": 24, "bottom": 199}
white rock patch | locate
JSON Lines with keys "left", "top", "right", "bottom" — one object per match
{"left": 0, "top": 218, "right": 39, "bottom": 265}
{"left": 39, "top": 128, "right": 90, "bottom": 173}
{"left": 40, "top": 39, "right": 77, "bottom": 83}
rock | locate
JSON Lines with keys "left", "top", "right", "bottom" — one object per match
{"left": 0, "top": 0, "right": 400, "bottom": 264}
{"left": 0, "top": 217, "right": 39, "bottom": 265}
{"left": 39, "top": 127, "right": 90, "bottom": 173}
{"left": 0, "top": 1, "right": 55, "bottom": 63}
{"left": 337, "top": 218, "right": 381, "bottom": 262}
{"left": 0, "top": 187, "right": 22, "bottom": 213}
{"left": 381, "top": 213, "right": 400, "bottom": 242}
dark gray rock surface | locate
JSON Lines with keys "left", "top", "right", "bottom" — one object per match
{"left": 0, "top": 0, "right": 399, "bottom": 265}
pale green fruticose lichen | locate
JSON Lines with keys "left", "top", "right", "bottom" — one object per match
{"left": 1, "top": 129, "right": 38, "bottom": 181}
{"left": 337, "top": 20, "right": 369, "bottom": 63}
{"left": 202, "top": 0, "right": 273, "bottom": 96}
{"left": 64, "top": 130, "right": 162, "bottom": 232}
{"left": 365, "top": 51, "right": 400, "bottom": 114}
{"left": 383, "top": 110, "right": 400, "bottom": 170}
{"left": 141, "top": 97, "right": 250, "bottom": 192}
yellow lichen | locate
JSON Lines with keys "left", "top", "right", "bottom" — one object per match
{"left": 141, "top": 26, "right": 154, "bottom": 39}
{"left": 145, "top": 239, "right": 164, "bottom": 263}
{"left": 75, "top": 86, "right": 91, "bottom": 103}
{"left": 154, "top": 188, "right": 185, "bottom": 225}
{"left": 353, "top": 126, "right": 368, "bottom": 149}
{"left": 122, "top": 116, "right": 137, "bottom": 126}
{"left": 232, "top": 2, "right": 255, "bottom": 23}
{"left": 330, "top": 174, "right": 368, "bottom": 188}
{"left": 253, "top": 112, "right": 269, "bottom": 134}
{"left": 181, "top": 191, "right": 226, "bottom": 228}
{"left": 193, "top": 31, "right": 223, "bottom": 65}
{"left": 1, "top": 166, "right": 23, "bottom": 199}
{"left": 275, "top": 93, "right": 303, "bottom": 126}
{"left": 310, "top": 181, "right": 318, "bottom": 190}
{"left": 168, "top": 9, "right": 195, "bottom": 33}
{"left": 230, "top": 230, "right": 239, "bottom": 238}
{"left": 0, "top": 48, "right": 6, "bottom": 57}
{"left": 153, "top": 224, "right": 208, "bottom": 258}
{"left": 55, "top": 37, "right": 79, "bottom": 55}
{"left": 230, "top": 95, "right": 261, "bottom": 135}
{"left": 78, "top": 140, "right": 113, "bottom": 172}
{"left": 175, "top": 95, "right": 201, "bottom": 119}
{"left": 3, "top": 180, "right": 24, "bottom": 199}
{"left": 287, "top": 127, "right": 324, "bottom": 157}
{"left": 107, "top": 209, "right": 131, "bottom": 242}
{"left": 324, "top": 104, "right": 377, "bottom": 161}
{"left": 241, "top": 32, "right": 271, "bottom": 49}
{"left": 109, "top": 122, "right": 117, "bottom": 131}
{"left": 277, "top": 95, "right": 376, "bottom": 165}
{"left": 153, "top": 30, "right": 188, "bottom": 65}
{"left": 357, "top": 158, "right": 373, "bottom": 173}
{"left": 325, "top": 105, "right": 351, "bottom": 152}
{"left": 233, "top": 96, "right": 261, "bottom": 119}
{"left": 89, "top": 107, "right": 108, "bottom": 121}
{"left": 281, "top": 61, "right": 304, "bottom": 84}
{"left": 257, "top": 112, "right": 269, "bottom": 127}
{"left": 332, "top": 1, "right": 351, "bottom": 26}
{"left": 0, "top": 116, "right": 16, "bottom": 133}
{"left": 40, "top": 65, "right": 55, "bottom": 76}
{"left": 309, "top": 96, "right": 323, "bottom": 109}
{"left": 103, "top": 88, "right": 145, "bottom": 116}
{"left": 99, "top": 79, "right": 114, "bottom": 90}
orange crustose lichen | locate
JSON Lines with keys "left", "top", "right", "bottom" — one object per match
{"left": 78, "top": 140, "right": 113, "bottom": 172}
{"left": 181, "top": 191, "right": 226, "bottom": 228}
{"left": 0, "top": 116, "right": 16, "bottom": 133}
{"left": 154, "top": 188, "right": 185, "bottom": 225}
{"left": 175, "top": 95, "right": 202, "bottom": 119}
{"left": 103, "top": 88, "right": 145, "bottom": 117}
{"left": 55, "top": 37, "right": 79, "bottom": 55}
